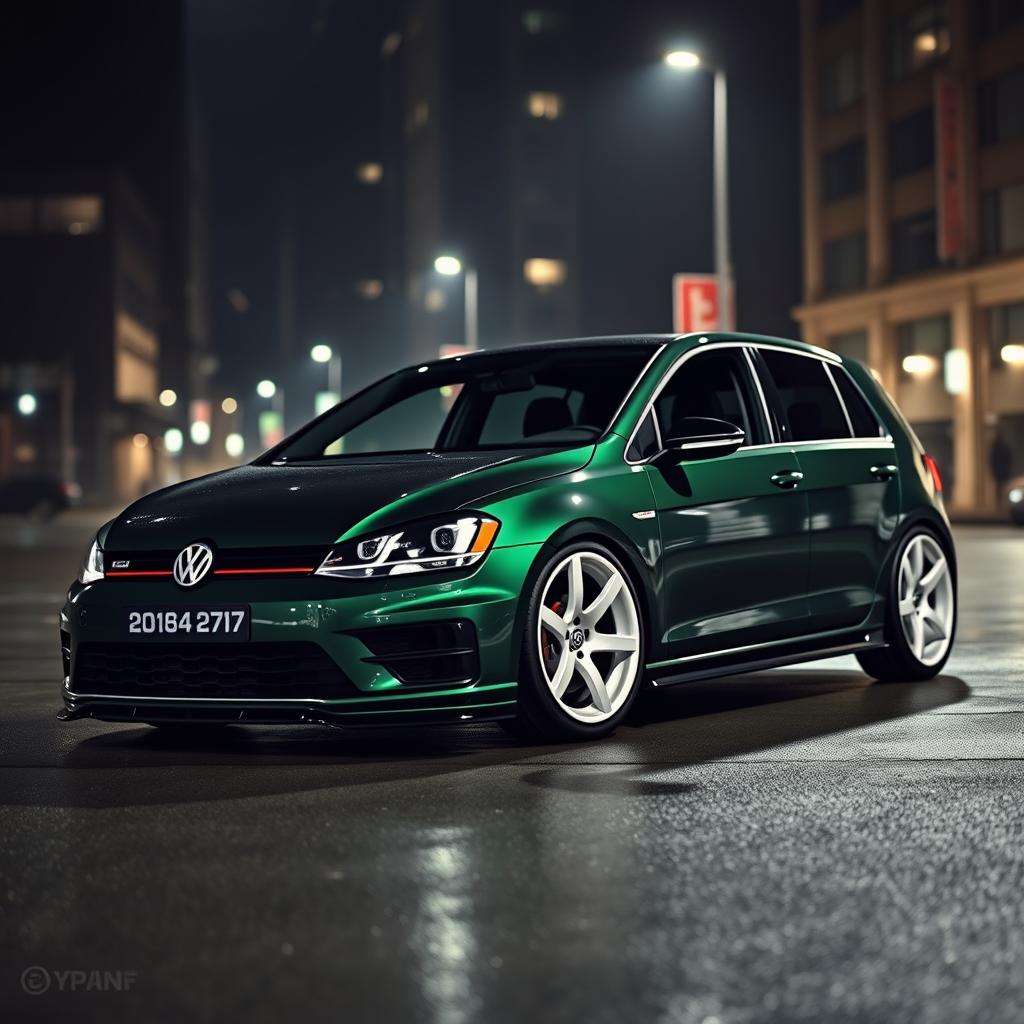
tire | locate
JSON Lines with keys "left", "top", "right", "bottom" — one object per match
{"left": 510, "top": 541, "right": 646, "bottom": 742}
{"left": 856, "top": 527, "right": 956, "bottom": 683}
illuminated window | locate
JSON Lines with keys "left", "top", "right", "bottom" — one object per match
{"left": 114, "top": 311, "right": 158, "bottom": 403}
{"left": 890, "top": 2, "right": 950, "bottom": 81}
{"left": 355, "top": 278, "right": 384, "bottom": 300}
{"left": 525, "top": 92, "right": 564, "bottom": 120}
{"left": 39, "top": 195, "right": 103, "bottom": 235}
{"left": 0, "top": 197, "right": 33, "bottom": 233}
{"left": 523, "top": 258, "right": 567, "bottom": 288}
{"left": 355, "top": 162, "right": 383, "bottom": 185}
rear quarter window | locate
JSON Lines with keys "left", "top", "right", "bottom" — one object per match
{"left": 760, "top": 350, "right": 851, "bottom": 442}
{"left": 832, "top": 366, "right": 885, "bottom": 438}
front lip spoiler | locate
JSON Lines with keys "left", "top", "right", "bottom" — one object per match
{"left": 59, "top": 688, "right": 518, "bottom": 729}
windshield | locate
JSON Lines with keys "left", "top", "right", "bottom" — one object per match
{"left": 266, "top": 345, "right": 654, "bottom": 461}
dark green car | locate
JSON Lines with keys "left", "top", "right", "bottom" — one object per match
{"left": 60, "top": 333, "right": 956, "bottom": 741}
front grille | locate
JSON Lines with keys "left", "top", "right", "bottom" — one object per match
{"left": 72, "top": 641, "right": 354, "bottom": 700}
{"left": 104, "top": 546, "right": 327, "bottom": 579}
{"left": 350, "top": 620, "right": 479, "bottom": 688}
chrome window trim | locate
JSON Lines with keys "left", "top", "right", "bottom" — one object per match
{"left": 743, "top": 347, "right": 776, "bottom": 443}
{"left": 823, "top": 362, "right": 855, "bottom": 437}
{"left": 622, "top": 339, "right": 881, "bottom": 466}
{"left": 605, "top": 343, "right": 668, "bottom": 441}
{"left": 828, "top": 361, "right": 888, "bottom": 439}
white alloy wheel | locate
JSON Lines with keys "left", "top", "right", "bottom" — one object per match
{"left": 536, "top": 550, "right": 642, "bottom": 724}
{"left": 897, "top": 533, "right": 954, "bottom": 667}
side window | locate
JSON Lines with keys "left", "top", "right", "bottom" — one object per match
{"left": 654, "top": 350, "right": 767, "bottom": 444}
{"left": 831, "top": 366, "right": 885, "bottom": 438}
{"left": 759, "top": 350, "right": 851, "bottom": 442}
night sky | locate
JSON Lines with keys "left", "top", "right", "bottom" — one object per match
{"left": 188, "top": 0, "right": 801, "bottom": 399}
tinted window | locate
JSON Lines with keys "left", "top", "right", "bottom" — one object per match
{"left": 760, "top": 351, "right": 851, "bottom": 442}
{"left": 833, "top": 368, "right": 884, "bottom": 437}
{"left": 655, "top": 351, "right": 766, "bottom": 444}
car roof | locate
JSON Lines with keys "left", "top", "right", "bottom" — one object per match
{"left": 444, "top": 332, "right": 834, "bottom": 361}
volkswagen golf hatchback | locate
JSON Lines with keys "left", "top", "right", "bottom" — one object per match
{"left": 60, "top": 333, "right": 956, "bottom": 741}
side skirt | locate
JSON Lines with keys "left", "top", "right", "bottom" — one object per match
{"left": 648, "top": 630, "right": 887, "bottom": 688}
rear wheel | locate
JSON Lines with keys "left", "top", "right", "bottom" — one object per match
{"left": 857, "top": 528, "right": 955, "bottom": 682}
{"left": 511, "top": 542, "right": 645, "bottom": 741}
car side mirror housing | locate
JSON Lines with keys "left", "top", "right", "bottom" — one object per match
{"left": 660, "top": 417, "right": 745, "bottom": 462}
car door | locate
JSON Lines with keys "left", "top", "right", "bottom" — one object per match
{"left": 753, "top": 347, "right": 900, "bottom": 634}
{"left": 636, "top": 346, "right": 810, "bottom": 659}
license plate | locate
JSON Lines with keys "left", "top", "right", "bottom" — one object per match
{"left": 123, "top": 606, "right": 250, "bottom": 641}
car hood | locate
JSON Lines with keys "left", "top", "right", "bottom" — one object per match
{"left": 102, "top": 447, "right": 593, "bottom": 552}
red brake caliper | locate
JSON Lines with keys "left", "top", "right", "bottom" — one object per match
{"left": 542, "top": 599, "right": 564, "bottom": 661}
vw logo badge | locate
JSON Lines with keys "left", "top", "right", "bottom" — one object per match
{"left": 173, "top": 542, "right": 214, "bottom": 588}
{"left": 569, "top": 628, "right": 585, "bottom": 652}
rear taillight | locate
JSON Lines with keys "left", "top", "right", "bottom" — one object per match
{"left": 923, "top": 453, "right": 943, "bottom": 493}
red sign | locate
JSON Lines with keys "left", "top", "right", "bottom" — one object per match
{"left": 935, "top": 75, "right": 965, "bottom": 263}
{"left": 673, "top": 274, "right": 726, "bottom": 333}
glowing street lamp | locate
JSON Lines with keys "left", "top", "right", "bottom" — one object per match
{"left": 663, "top": 49, "right": 701, "bottom": 70}
{"left": 256, "top": 379, "right": 277, "bottom": 399}
{"left": 17, "top": 392, "right": 37, "bottom": 416}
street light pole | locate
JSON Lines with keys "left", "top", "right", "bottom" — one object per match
{"left": 665, "top": 49, "right": 733, "bottom": 331}
{"left": 434, "top": 255, "right": 478, "bottom": 351}
{"left": 712, "top": 68, "right": 732, "bottom": 331}
{"left": 464, "top": 268, "right": 479, "bottom": 350}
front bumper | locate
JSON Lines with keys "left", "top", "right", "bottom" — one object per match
{"left": 59, "top": 544, "right": 541, "bottom": 727}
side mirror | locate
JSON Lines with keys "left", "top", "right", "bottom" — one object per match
{"left": 661, "top": 417, "right": 745, "bottom": 462}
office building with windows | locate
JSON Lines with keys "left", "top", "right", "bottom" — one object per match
{"left": 380, "top": 0, "right": 580, "bottom": 363}
{"left": 794, "top": 0, "right": 1024, "bottom": 514}
{"left": 0, "top": 2, "right": 209, "bottom": 503}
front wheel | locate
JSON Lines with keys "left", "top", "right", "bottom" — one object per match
{"left": 857, "top": 528, "right": 956, "bottom": 682}
{"left": 511, "top": 542, "right": 645, "bottom": 741}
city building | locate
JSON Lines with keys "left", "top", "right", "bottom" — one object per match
{"left": 0, "top": 2, "right": 210, "bottom": 503}
{"left": 795, "top": 0, "right": 1024, "bottom": 515}
{"left": 381, "top": 0, "right": 580, "bottom": 364}
{"left": 0, "top": 170, "right": 171, "bottom": 502}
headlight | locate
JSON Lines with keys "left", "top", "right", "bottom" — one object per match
{"left": 1010, "top": 488, "right": 1023, "bottom": 504}
{"left": 79, "top": 536, "right": 104, "bottom": 583}
{"left": 316, "top": 514, "right": 499, "bottom": 579}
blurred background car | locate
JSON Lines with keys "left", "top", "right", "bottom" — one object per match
{"left": 0, "top": 474, "right": 80, "bottom": 519}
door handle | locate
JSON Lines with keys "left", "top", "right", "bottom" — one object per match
{"left": 770, "top": 470, "right": 804, "bottom": 489}
{"left": 870, "top": 464, "right": 899, "bottom": 481}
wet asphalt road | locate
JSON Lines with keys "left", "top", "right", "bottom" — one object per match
{"left": 1, "top": 513, "right": 1023, "bottom": 1023}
